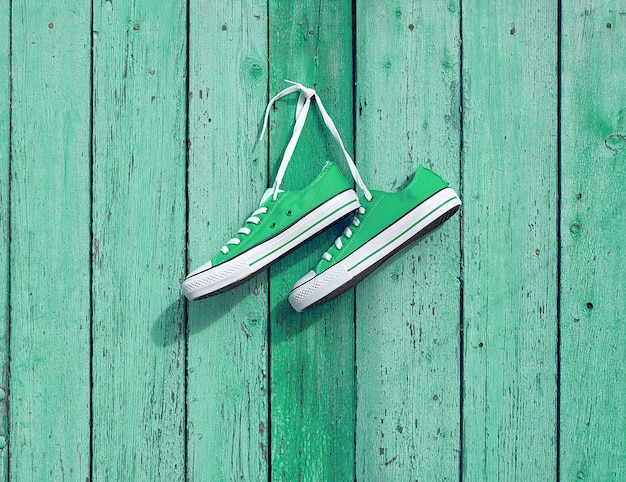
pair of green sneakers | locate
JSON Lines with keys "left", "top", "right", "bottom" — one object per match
{"left": 182, "top": 82, "right": 461, "bottom": 312}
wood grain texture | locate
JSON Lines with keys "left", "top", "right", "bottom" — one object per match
{"left": 9, "top": 1, "right": 91, "bottom": 479}
{"left": 0, "top": 0, "right": 9, "bottom": 476}
{"left": 186, "top": 1, "right": 269, "bottom": 480}
{"left": 4, "top": 2, "right": 626, "bottom": 480}
{"left": 354, "top": 2, "right": 462, "bottom": 480}
{"left": 268, "top": 1, "right": 355, "bottom": 480}
{"left": 461, "top": 1, "right": 558, "bottom": 479}
{"left": 91, "top": 1, "right": 187, "bottom": 479}
{"left": 560, "top": 3, "right": 626, "bottom": 480}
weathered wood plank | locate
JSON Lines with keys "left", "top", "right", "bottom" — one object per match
{"left": 461, "top": 1, "right": 558, "bottom": 479}
{"left": 560, "top": 4, "right": 626, "bottom": 480}
{"left": 186, "top": 1, "right": 269, "bottom": 480}
{"left": 0, "top": 0, "right": 9, "bottom": 476}
{"left": 92, "top": 1, "right": 187, "bottom": 479}
{"left": 268, "top": 1, "right": 355, "bottom": 480}
{"left": 354, "top": 1, "right": 462, "bottom": 479}
{"left": 9, "top": 1, "right": 91, "bottom": 479}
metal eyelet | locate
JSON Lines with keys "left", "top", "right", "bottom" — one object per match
{"left": 270, "top": 223, "right": 277, "bottom": 228}
{"left": 286, "top": 210, "right": 292, "bottom": 216}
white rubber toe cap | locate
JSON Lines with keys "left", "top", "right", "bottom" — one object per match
{"left": 186, "top": 260, "right": 212, "bottom": 278}
{"left": 292, "top": 270, "right": 316, "bottom": 290}
{"left": 288, "top": 265, "right": 351, "bottom": 312}
{"left": 182, "top": 258, "right": 251, "bottom": 300}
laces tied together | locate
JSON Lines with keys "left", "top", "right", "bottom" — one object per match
{"left": 259, "top": 80, "right": 372, "bottom": 202}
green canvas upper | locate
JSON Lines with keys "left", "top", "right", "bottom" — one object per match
{"left": 313, "top": 165, "right": 449, "bottom": 275}
{"left": 211, "top": 161, "right": 355, "bottom": 267}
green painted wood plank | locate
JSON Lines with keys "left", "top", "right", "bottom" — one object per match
{"left": 461, "top": 1, "right": 558, "bottom": 479}
{"left": 268, "top": 1, "right": 355, "bottom": 480}
{"left": 560, "top": 4, "right": 626, "bottom": 480}
{"left": 0, "top": 0, "right": 9, "bottom": 476}
{"left": 186, "top": 1, "right": 269, "bottom": 480}
{"left": 9, "top": 2, "right": 91, "bottom": 479}
{"left": 354, "top": 2, "right": 461, "bottom": 479}
{"left": 92, "top": 1, "right": 187, "bottom": 479}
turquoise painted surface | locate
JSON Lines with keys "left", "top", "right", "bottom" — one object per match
{"left": 355, "top": 2, "right": 461, "bottom": 479}
{"left": 1, "top": 1, "right": 624, "bottom": 480}
{"left": 268, "top": 2, "right": 356, "bottom": 481}
{"left": 461, "top": 1, "right": 559, "bottom": 478}
{"left": 560, "top": 2, "right": 626, "bottom": 480}
{"left": 91, "top": 0, "right": 187, "bottom": 479}
{"left": 10, "top": 1, "right": 91, "bottom": 478}
{"left": 0, "top": 0, "right": 9, "bottom": 477}
{"left": 186, "top": 0, "right": 269, "bottom": 479}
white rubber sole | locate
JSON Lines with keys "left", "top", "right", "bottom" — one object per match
{"left": 288, "top": 187, "right": 461, "bottom": 312}
{"left": 183, "top": 189, "right": 360, "bottom": 300}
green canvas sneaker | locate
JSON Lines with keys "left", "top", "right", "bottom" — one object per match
{"left": 183, "top": 82, "right": 371, "bottom": 300}
{"left": 288, "top": 166, "right": 461, "bottom": 312}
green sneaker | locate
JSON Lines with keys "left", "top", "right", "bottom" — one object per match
{"left": 183, "top": 82, "right": 371, "bottom": 300}
{"left": 288, "top": 166, "right": 461, "bottom": 312}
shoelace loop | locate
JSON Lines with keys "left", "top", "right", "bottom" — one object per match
{"left": 321, "top": 206, "right": 366, "bottom": 261}
{"left": 223, "top": 82, "right": 372, "bottom": 257}
{"left": 221, "top": 206, "right": 269, "bottom": 254}
{"left": 259, "top": 80, "right": 372, "bottom": 202}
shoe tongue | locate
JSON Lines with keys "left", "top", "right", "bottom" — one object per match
{"left": 258, "top": 188, "right": 284, "bottom": 207}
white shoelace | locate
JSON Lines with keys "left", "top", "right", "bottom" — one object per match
{"left": 260, "top": 80, "right": 372, "bottom": 201}
{"left": 321, "top": 206, "right": 367, "bottom": 261}
{"left": 221, "top": 81, "right": 371, "bottom": 255}
{"left": 221, "top": 207, "right": 268, "bottom": 254}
